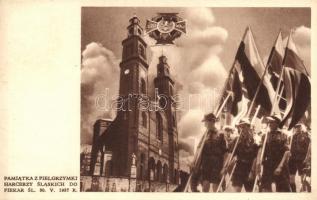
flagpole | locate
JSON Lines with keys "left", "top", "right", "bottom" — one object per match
{"left": 251, "top": 105, "right": 261, "bottom": 124}
{"left": 215, "top": 61, "right": 236, "bottom": 114}
{"left": 252, "top": 31, "right": 290, "bottom": 192}
{"left": 216, "top": 132, "right": 241, "bottom": 192}
{"left": 215, "top": 27, "right": 250, "bottom": 115}
{"left": 246, "top": 29, "right": 282, "bottom": 118}
{"left": 271, "top": 30, "right": 293, "bottom": 117}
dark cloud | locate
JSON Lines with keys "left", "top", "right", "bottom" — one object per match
{"left": 178, "top": 139, "right": 194, "bottom": 155}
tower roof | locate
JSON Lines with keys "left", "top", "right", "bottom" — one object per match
{"left": 129, "top": 15, "right": 140, "bottom": 25}
{"left": 159, "top": 55, "right": 168, "bottom": 64}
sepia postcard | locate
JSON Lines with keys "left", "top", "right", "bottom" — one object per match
{"left": 0, "top": 0, "right": 316, "bottom": 200}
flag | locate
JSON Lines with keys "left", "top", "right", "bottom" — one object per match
{"left": 266, "top": 31, "right": 286, "bottom": 112}
{"left": 234, "top": 27, "right": 275, "bottom": 115}
{"left": 267, "top": 32, "right": 284, "bottom": 89}
{"left": 280, "top": 34, "right": 311, "bottom": 129}
{"left": 229, "top": 68, "right": 243, "bottom": 116}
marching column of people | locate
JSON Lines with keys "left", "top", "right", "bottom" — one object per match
{"left": 190, "top": 113, "right": 311, "bottom": 192}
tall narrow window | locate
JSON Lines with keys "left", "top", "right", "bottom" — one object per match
{"left": 142, "top": 112, "right": 147, "bottom": 128}
{"left": 156, "top": 113, "right": 163, "bottom": 141}
{"left": 138, "top": 44, "right": 145, "bottom": 58}
{"left": 140, "top": 153, "right": 145, "bottom": 180}
{"left": 169, "top": 85, "right": 173, "bottom": 96}
{"left": 172, "top": 115, "right": 176, "bottom": 127}
{"left": 141, "top": 78, "right": 146, "bottom": 94}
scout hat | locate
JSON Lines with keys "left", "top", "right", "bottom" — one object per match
{"left": 202, "top": 113, "right": 218, "bottom": 122}
{"left": 294, "top": 122, "right": 304, "bottom": 127}
{"left": 223, "top": 125, "right": 234, "bottom": 131}
{"left": 295, "top": 123, "right": 307, "bottom": 132}
{"left": 266, "top": 113, "right": 282, "bottom": 123}
{"left": 237, "top": 118, "right": 251, "bottom": 126}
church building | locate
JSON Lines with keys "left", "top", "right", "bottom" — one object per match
{"left": 88, "top": 15, "right": 180, "bottom": 191}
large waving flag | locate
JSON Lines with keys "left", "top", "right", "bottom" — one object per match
{"left": 267, "top": 31, "right": 285, "bottom": 89}
{"left": 234, "top": 27, "right": 275, "bottom": 115}
{"left": 267, "top": 31, "right": 286, "bottom": 112}
{"left": 280, "top": 33, "right": 311, "bottom": 129}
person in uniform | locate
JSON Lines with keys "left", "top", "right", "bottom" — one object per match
{"left": 220, "top": 125, "right": 237, "bottom": 191}
{"left": 223, "top": 125, "right": 237, "bottom": 151}
{"left": 229, "top": 118, "right": 259, "bottom": 192}
{"left": 289, "top": 123, "right": 311, "bottom": 192}
{"left": 200, "top": 113, "right": 229, "bottom": 192}
{"left": 302, "top": 140, "right": 311, "bottom": 192}
{"left": 257, "top": 114, "right": 291, "bottom": 192}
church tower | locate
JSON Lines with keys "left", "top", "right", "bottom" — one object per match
{"left": 154, "top": 56, "right": 179, "bottom": 183}
{"left": 115, "top": 15, "right": 149, "bottom": 176}
{"left": 119, "top": 15, "right": 148, "bottom": 96}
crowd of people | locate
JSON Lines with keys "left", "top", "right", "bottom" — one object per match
{"left": 189, "top": 113, "right": 311, "bottom": 192}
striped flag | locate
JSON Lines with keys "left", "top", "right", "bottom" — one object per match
{"left": 233, "top": 27, "right": 275, "bottom": 115}
{"left": 229, "top": 68, "right": 243, "bottom": 116}
{"left": 280, "top": 33, "right": 311, "bottom": 129}
{"left": 267, "top": 31, "right": 285, "bottom": 89}
{"left": 267, "top": 31, "right": 287, "bottom": 113}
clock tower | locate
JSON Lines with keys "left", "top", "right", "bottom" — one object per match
{"left": 114, "top": 15, "right": 149, "bottom": 176}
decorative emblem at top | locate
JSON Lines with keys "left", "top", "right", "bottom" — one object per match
{"left": 145, "top": 13, "right": 186, "bottom": 45}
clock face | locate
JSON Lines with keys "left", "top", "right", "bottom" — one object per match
{"left": 124, "top": 69, "right": 130, "bottom": 75}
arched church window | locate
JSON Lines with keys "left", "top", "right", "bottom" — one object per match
{"left": 172, "top": 115, "right": 176, "bottom": 127}
{"left": 142, "top": 112, "right": 147, "bottom": 128}
{"left": 138, "top": 44, "right": 145, "bottom": 58}
{"left": 156, "top": 112, "right": 163, "bottom": 141}
{"left": 156, "top": 161, "right": 162, "bottom": 182}
{"left": 169, "top": 85, "right": 173, "bottom": 96}
{"left": 165, "top": 67, "right": 170, "bottom": 75}
{"left": 128, "top": 28, "right": 134, "bottom": 36}
{"left": 140, "top": 153, "right": 145, "bottom": 180}
{"left": 141, "top": 78, "right": 146, "bottom": 94}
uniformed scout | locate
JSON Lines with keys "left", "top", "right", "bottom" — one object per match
{"left": 200, "top": 113, "right": 229, "bottom": 192}
{"left": 257, "top": 114, "right": 291, "bottom": 192}
{"left": 229, "top": 118, "right": 259, "bottom": 192}
{"left": 223, "top": 125, "right": 237, "bottom": 151}
{"left": 302, "top": 140, "right": 311, "bottom": 192}
{"left": 289, "top": 123, "right": 311, "bottom": 192}
{"left": 221, "top": 125, "right": 237, "bottom": 191}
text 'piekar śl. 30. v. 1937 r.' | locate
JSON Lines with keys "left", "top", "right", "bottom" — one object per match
{"left": 80, "top": 8, "right": 311, "bottom": 193}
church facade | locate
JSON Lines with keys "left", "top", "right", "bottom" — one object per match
{"left": 85, "top": 16, "right": 180, "bottom": 191}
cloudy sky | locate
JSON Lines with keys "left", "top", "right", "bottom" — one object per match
{"left": 81, "top": 7, "right": 310, "bottom": 170}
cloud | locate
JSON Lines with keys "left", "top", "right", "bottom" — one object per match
{"left": 293, "top": 26, "right": 311, "bottom": 46}
{"left": 179, "top": 149, "right": 194, "bottom": 172}
{"left": 191, "top": 56, "right": 227, "bottom": 88}
{"left": 178, "top": 139, "right": 194, "bottom": 155}
{"left": 81, "top": 42, "right": 119, "bottom": 144}
{"left": 179, "top": 109, "right": 205, "bottom": 139}
{"left": 293, "top": 26, "right": 311, "bottom": 74}
{"left": 185, "top": 26, "right": 228, "bottom": 47}
{"left": 184, "top": 8, "right": 215, "bottom": 29}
